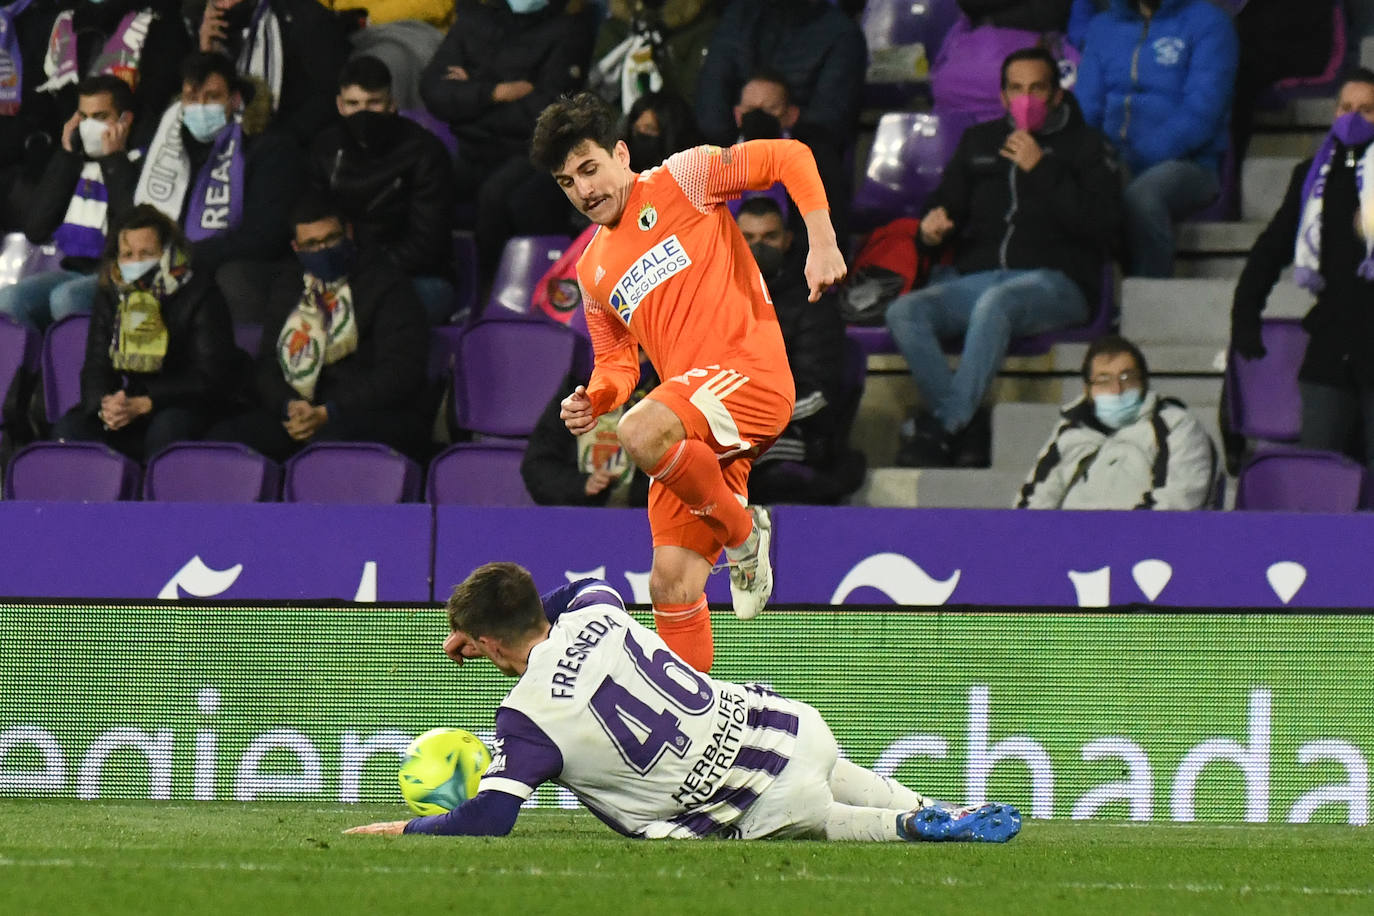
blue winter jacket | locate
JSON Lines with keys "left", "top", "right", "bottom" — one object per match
{"left": 1075, "top": 0, "right": 1238, "bottom": 176}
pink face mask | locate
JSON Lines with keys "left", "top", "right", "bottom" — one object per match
{"left": 1009, "top": 94, "right": 1049, "bottom": 132}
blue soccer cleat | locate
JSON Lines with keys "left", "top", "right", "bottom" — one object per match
{"left": 899, "top": 802, "right": 1021, "bottom": 843}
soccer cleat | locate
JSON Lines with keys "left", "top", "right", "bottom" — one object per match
{"left": 898, "top": 802, "right": 1021, "bottom": 843}
{"left": 724, "top": 505, "right": 773, "bottom": 620}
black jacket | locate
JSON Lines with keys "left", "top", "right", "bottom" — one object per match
{"left": 922, "top": 95, "right": 1121, "bottom": 300}
{"left": 253, "top": 257, "right": 429, "bottom": 419}
{"left": 308, "top": 114, "right": 456, "bottom": 279}
{"left": 695, "top": 0, "right": 866, "bottom": 151}
{"left": 770, "top": 263, "right": 845, "bottom": 431}
{"left": 78, "top": 267, "right": 237, "bottom": 414}
{"left": 1232, "top": 151, "right": 1374, "bottom": 386}
{"left": 420, "top": 0, "right": 596, "bottom": 163}
{"left": 25, "top": 148, "right": 141, "bottom": 272}
{"left": 178, "top": 125, "right": 305, "bottom": 274}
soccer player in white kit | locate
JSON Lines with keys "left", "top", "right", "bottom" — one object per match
{"left": 345, "top": 563, "right": 1021, "bottom": 843}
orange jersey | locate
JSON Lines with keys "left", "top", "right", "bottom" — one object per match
{"left": 575, "top": 140, "right": 829, "bottom": 417}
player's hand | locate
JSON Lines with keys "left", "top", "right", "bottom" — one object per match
{"left": 103, "top": 115, "right": 130, "bottom": 155}
{"left": 804, "top": 241, "right": 847, "bottom": 303}
{"left": 920, "top": 207, "right": 954, "bottom": 246}
{"left": 442, "top": 630, "right": 482, "bottom": 666}
{"left": 60, "top": 112, "right": 81, "bottom": 153}
{"left": 560, "top": 385, "right": 597, "bottom": 436}
{"left": 343, "top": 820, "right": 408, "bottom": 835}
{"left": 584, "top": 463, "right": 616, "bottom": 496}
{"left": 1000, "top": 129, "right": 1043, "bottom": 172}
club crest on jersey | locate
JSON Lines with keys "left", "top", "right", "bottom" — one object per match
{"left": 608, "top": 234, "right": 692, "bottom": 322}
{"left": 637, "top": 203, "right": 658, "bottom": 231}
{"left": 594, "top": 265, "right": 605, "bottom": 285}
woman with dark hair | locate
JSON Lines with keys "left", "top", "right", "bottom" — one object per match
{"left": 51, "top": 203, "right": 238, "bottom": 460}
{"left": 623, "top": 89, "right": 704, "bottom": 170}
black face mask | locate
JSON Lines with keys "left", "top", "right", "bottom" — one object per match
{"left": 343, "top": 109, "right": 397, "bottom": 153}
{"left": 749, "top": 241, "right": 786, "bottom": 278}
{"left": 297, "top": 238, "right": 357, "bottom": 283}
{"left": 626, "top": 131, "right": 667, "bottom": 171}
{"left": 739, "top": 109, "right": 783, "bottom": 141}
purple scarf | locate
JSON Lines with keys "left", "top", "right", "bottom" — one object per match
{"left": 89, "top": 9, "right": 154, "bottom": 89}
{"left": 184, "top": 119, "right": 246, "bottom": 242}
{"left": 0, "top": 0, "right": 37, "bottom": 114}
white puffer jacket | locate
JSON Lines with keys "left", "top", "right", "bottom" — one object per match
{"left": 1016, "top": 391, "right": 1217, "bottom": 510}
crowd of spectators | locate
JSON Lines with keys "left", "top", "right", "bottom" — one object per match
{"left": 0, "top": 0, "right": 1363, "bottom": 508}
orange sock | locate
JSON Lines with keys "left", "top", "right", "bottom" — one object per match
{"left": 654, "top": 596, "right": 713, "bottom": 672}
{"left": 649, "top": 440, "right": 752, "bottom": 548}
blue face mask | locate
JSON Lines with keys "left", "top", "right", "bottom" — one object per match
{"left": 118, "top": 258, "right": 159, "bottom": 284}
{"left": 1093, "top": 387, "right": 1143, "bottom": 430}
{"left": 297, "top": 238, "right": 357, "bottom": 283}
{"left": 506, "top": 0, "right": 548, "bottom": 11}
{"left": 182, "top": 103, "right": 228, "bottom": 143}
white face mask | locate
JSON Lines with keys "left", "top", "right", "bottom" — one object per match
{"left": 78, "top": 118, "right": 110, "bottom": 157}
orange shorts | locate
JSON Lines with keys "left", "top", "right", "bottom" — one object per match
{"left": 645, "top": 365, "right": 794, "bottom": 561}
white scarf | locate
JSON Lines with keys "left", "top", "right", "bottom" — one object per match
{"left": 277, "top": 275, "right": 358, "bottom": 401}
{"left": 238, "top": 0, "right": 282, "bottom": 111}
{"left": 1293, "top": 142, "right": 1374, "bottom": 293}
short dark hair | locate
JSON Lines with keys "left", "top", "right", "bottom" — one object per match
{"left": 530, "top": 91, "right": 621, "bottom": 173}
{"left": 738, "top": 196, "right": 784, "bottom": 221}
{"left": 338, "top": 56, "right": 392, "bottom": 94}
{"left": 1082, "top": 334, "right": 1149, "bottom": 387}
{"left": 180, "top": 51, "right": 241, "bottom": 94}
{"left": 1344, "top": 67, "right": 1374, "bottom": 91}
{"left": 741, "top": 68, "right": 792, "bottom": 105}
{"left": 100, "top": 203, "right": 188, "bottom": 288}
{"left": 289, "top": 192, "right": 347, "bottom": 230}
{"left": 624, "top": 90, "right": 704, "bottom": 151}
{"left": 1000, "top": 47, "right": 1059, "bottom": 90}
{"left": 445, "top": 562, "right": 545, "bottom": 643}
{"left": 76, "top": 74, "right": 134, "bottom": 115}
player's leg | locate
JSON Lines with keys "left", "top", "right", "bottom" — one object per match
{"left": 829, "top": 758, "right": 934, "bottom": 811}
{"left": 646, "top": 536, "right": 715, "bottom": 672}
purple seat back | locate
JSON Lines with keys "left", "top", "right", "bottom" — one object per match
{"left": 485, "top": 235, "right": 573, "bottom": 321}
{"left": 1225, "top": 319, "right": 1307, "bottom": 442}
{"left": 454, "top": 320, "right": 576, "bottom": 437}
{"left": 862, "top": 0, "right": 961, "bottom": 52}
{"left": 283, "top": 442, "right": 422, "bottom": 504}
{"left": 726, "top": 183, "right": 791, "bottom": 221}
{"left": 144, "top": 442, "right": 281, "bottom": 502}
{"left": 234, "top": 322, "right": 263, "bottom": 356}
{"left": 5, "top": 441, "right": 139, "bottom": 501}
{"left": 1235, "top": 446, "right": 1364, "bottom": 512}
{"left": 42, "top": 314, "right": 90, "bottom": 423}
{"left": 852, "top": 112, "right": 958, "bottom": 231}
{"left": 399, "top": 108, "right": 458, "bottom": 159}
{"left": 0, "top": 314, "right": 37, "bottom": 427}
{"left": 426, "top": 441, "right": 535, "bottom": 506}
{"left": 930, "top": 18, "right": 1065, "bottom": 122}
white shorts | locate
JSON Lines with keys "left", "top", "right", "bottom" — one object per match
{"left": 734, "top": 701, "right": 839, "bottom": 840}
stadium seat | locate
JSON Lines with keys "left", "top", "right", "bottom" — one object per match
{"left": 1224, "top": 318, "right": 1307, "bottom": 442}
{"left": 453, "top": 319, "right": 576, "bottom": 438}
{"left": 851, "top": 112, "right": 956, "bottom": 232}
{"left": 143, "top": 442, "right": 281, "bottom": 502}
{"left": 1234, "top": 446, "right": 1365, "bottom": 512}
{"left": 0, "top": 314, "right": 37, "bottom": 433}
{"left": 399, "top": 108, "right": 458, "bottom": 159}
{"left": 283, "top": 442, "right": 422, "bottom": 504}
{"left": 41, "top": 313, "right": 89, "bottom": 424}
{"left": 5, "top": 440, "right": 140, "bottom": 501}
{"left": 484, "top": 235, "right": 573, "bottom": 321}
{"left": 861, "top": 0, "right": 961, "bottom": 52}
{"left": 426, "top": 441, "right": 534, "bottom": 506}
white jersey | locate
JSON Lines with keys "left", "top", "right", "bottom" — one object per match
{"left": 477, "top": 580, "right": 801, "bottom": 838}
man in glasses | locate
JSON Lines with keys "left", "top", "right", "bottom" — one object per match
{"left": 1016, "top": 334, "right": 1217, "bottom": 510}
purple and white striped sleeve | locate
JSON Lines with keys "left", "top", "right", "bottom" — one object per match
{"left": 403, "top": 708, "right": 563, "bottom": 836}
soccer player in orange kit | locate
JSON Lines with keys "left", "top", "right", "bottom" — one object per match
{"left": 529, "top": 92, "right": 847, "bottom": 672}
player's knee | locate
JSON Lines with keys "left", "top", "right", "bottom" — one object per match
{"left": 617, "top": 402, "right": 681, "bottom": 467}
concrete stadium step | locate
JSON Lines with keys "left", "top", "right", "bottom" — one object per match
{"left": 1254, "top": 98, "right": 1336, "bottom": 130}
{"left": 1173, "top": 256, "right": 1245, "bottom": 279}
{"left": 1242, "top": 156, "right": 1301, "bottom": 221}
{"left": 1176, "top": 221, "right": 1264, "bottom": 255}
{"left": 1053, "top": 341, "right": 1226, "bottom": 375}
{"left": 1248, "top": 131, "right": 1322, "bottom": 159}
{"left": 1120, "top": 277, "right": 1311, "bottom": 344}
{"left": 852, "top": 467, "right": 1025, "bottom": 509}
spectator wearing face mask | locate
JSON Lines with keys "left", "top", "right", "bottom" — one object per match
{"left": 1016, "top": 334, "right": 1216, "bottom": 510}
{"left": 0, "top": 75, "right": 140, "bottom": 330}
{"left": 308, "top": 56, "right": 457, "bottom": 324}
{"left": 133, "top": 51, "right": 305, "bottom": 324}
{"left": 51, "top": 203, "right": 238, "bottom": 459}
{"left": 590, "top": 0, "right": 718, "bottom": 114}
{"left": 1231, "top": 70, "right": 1374, "bottom": 474}
{"left": 205, "top": 194, "right": 431, "bottom": 461}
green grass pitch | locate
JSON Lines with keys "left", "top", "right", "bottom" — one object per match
{"left": 3, "top": 801, "right": 1372, "bottom": 915}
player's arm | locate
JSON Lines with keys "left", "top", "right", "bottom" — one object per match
{"left": 540, "top": 578, "right": 626, "bottom": 623}
{"left": 582, "top": 293, "right": 642, "bottom": 417}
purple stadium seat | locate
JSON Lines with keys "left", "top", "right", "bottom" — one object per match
{"left": 399, "top": 108, "right": 458, "bottom": 159}
{"left": 233, "top": 322, "right": 262, "bottom": 356}
{"left": 143, "top": 442, "right": 281, "bottom": 502}
{"left": 1234, "top": 446, "right": 1364, "bottom": 512}
{"left": 0, "top": 314, "right": 37, "bottom": 424}
{"left": 862, "top": 0, "right": 961, "bottom": 53}
{"left": 453, "top": 320, "right": 576, "bottom": 437}
{"left": 427, "top": 441, "right": 535, "bottom": 506}
{"left": 852, "top": 112, "right": 958, "bottom": 232}
{"left": 24, "top": 243, "right": 64, "bottom": 278}
{"left": 484, "top": 235, "right": 573, "bottom": 321}
{"left": 1224, "top": 319, "right": 1307, "bottom": 442}
{"left": 5, "top": 441, "right": 139, "bottom": 501}
{"left": 42, "top": 313, "right": 89, "bottom": 423}
{"left": 283, "top": 442, "right": 422, "bottom": 504}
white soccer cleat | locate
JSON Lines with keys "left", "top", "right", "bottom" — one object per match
{"left": 725, "top": 505, "right": 773, "bottom": 620}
